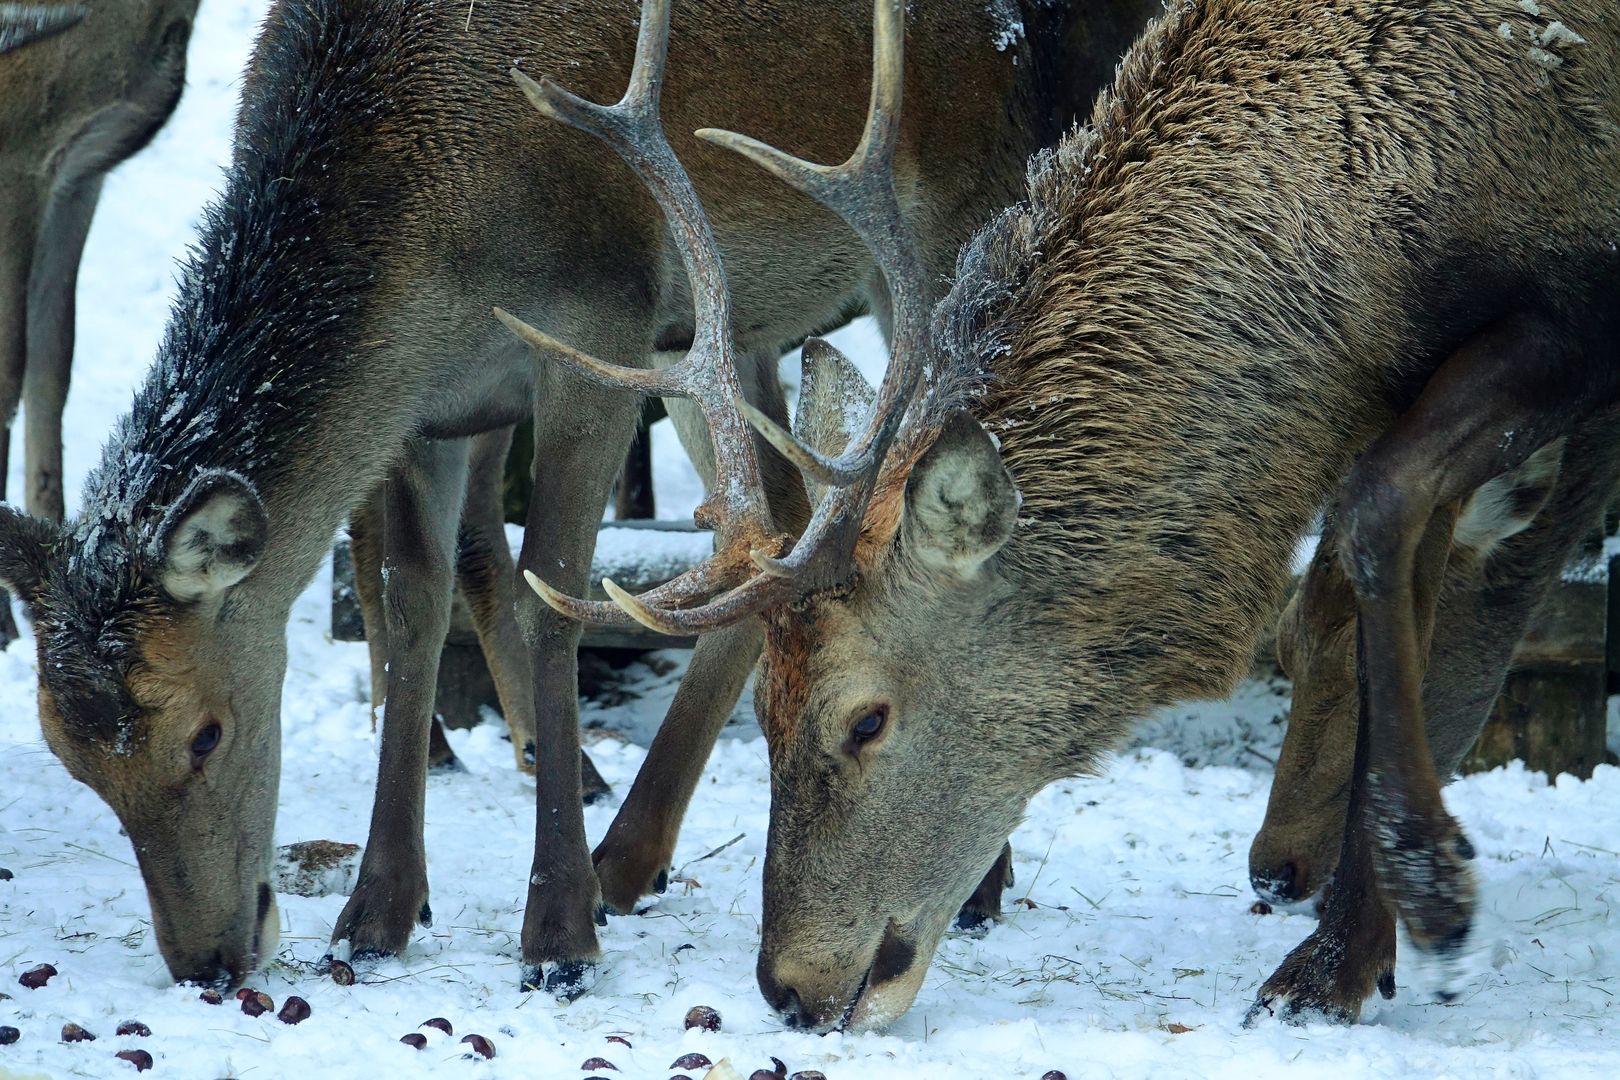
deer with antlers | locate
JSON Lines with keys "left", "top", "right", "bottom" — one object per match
{"left": 0, "top": 0, "right": 1154, "bottom": 989}
{"left": 533, "top": 0, "right": 1620, "bottom": 1029}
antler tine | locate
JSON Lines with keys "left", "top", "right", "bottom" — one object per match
{"left": 697, "top": 0, "right": 929, "bottom": 489}
{"left": 504, "top": 0, "right": 791, "bottom": 629}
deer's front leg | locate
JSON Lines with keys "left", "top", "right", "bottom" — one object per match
{"left": 330, "top": 438, "right": 470, "bottom": 960}
{"left": 1249, "top": 653, "right": 1396, "bottom": 1025}
{"left": 0, "top": 177, "right": 41, "bottom": 645}
{"left": 1334, "top": 315, "right": 1604, "bottom": 998}
{"left": 516, "top": 377, "right": 642, "bottom": 996}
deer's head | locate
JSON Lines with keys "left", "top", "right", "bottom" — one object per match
{"left": 0, "top": 470, "right": 280, "bottom": 988}
{"left": 513, "top": 0, "right": 1109, "bottom": 1030}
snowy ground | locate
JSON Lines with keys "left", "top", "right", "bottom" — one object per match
{"left": 4, "top": 3, "right": 1620, "bottom": 1078}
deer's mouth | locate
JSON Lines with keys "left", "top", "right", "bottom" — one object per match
{"left": 836, "top": 919, "right": 920, "bottom": 1031}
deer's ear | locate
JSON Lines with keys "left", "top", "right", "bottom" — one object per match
{"left": 794, "top": 339, "right": 875, "bottom": 503}
{"left": 0, "top": 505, "right": 61, "bottom": 612}
{"left": 901, "top": 409, "right": 1018, "bottom": 575}
{"left": 157, "top": 471, "right": 268, "bottom": 603}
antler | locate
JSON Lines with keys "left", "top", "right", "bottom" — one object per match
{"left": 0, "top": 3, "right": 85, "bottom": 55}
{"left": 505, "top": 0, "right": 928, "bottom": 633}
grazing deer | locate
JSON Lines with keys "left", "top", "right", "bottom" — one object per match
{"left": 0, "top": 0, "right": 1153, "bottom": 989}
{"left": 531, "top": 0, "right": 1620, "bottom": 1030}
{"left": 0, "top": 0, "right": 200, "bottom": 551}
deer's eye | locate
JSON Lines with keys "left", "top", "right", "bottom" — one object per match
{"left": 850, "top": 707, "right": 888, "bottom": 747}
{"left": 190, "top": 722, "right": 222, "bottom": 761}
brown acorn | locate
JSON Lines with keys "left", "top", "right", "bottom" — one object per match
{"left": 682, "top": 1005, "right": 721, "bottom": 1032}
{"left": 276, "top": 997, "right": 312, "bottom": 1025}
{"left": 400, "top": 1033, "right": 427, "bottom": 1050}
{"left": 461, "top": 1033, "right": 496, "bottom": 1059}
{"left": 0, "top": 1026, "right": 20, "bottom": 1045}
{"left": 671, "top": 1054, "right": 713, "bottom": 1070}
{"left": 61, "top": 1022, "right": 96, "bottom": 1043}
{"left": 581, "top": 1058, "right": 619, "bottom": 1071}
{"left": 198, "top": 988, "right": 223, "bottom": 1005}
{"left": 115, "top": 1049, "right": 154, "bottom": 1072}
{"left": 240, "top": 991, "right": 273, "bottom": 1017}
{"left": 606, "top": 1035, "right": 633, "bottom": 1049}
{"left": 789, "top": 1073, "right": 828, "bottom": 1080}
{"left": 18, "top": 963, "right": 56, "bottom": 989}
{"left": 116, "top": 1021, "right": 152, "bottom": 1038}
{"left": 1040, "top": 1072, "right": 1069, "bottom": 1080}
{"left": 422, "top": 1017, "right": 453, "bottom": 1036}
{"left": 1249, "top": 900, "right": 1272, "bottom": 915}
{"left": 329, "top": 959, "right": 356, "bottom": 986}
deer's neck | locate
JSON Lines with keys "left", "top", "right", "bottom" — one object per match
{"left": 72, "top": 2, "right": 441, "bottom": 606}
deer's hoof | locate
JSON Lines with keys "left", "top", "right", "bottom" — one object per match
{"left": 580, "top": 750, "right": 613, "bottom": 806}
{"left": 1246, "top": 922, "right": 1389, "bottom": 1028}
{"left": 330, "top": 871, "right": 429, "bottom": 960}
{"left": 519, "top": 960, "right": 599, "bottom": 1001}
{"left": 592, "top": 839, "right": 672, "bottom": 916}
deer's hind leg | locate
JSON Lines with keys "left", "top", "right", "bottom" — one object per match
{"left": 0, "top": 175, "right": 42, "bottom": 645}
{"left": 330, "top": 436, "right": 471, "bottom": 960}
{"left": 455, "top": 425, "right": 610, "bottom": 797}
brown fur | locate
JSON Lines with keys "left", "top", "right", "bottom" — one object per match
{"left": 0, "top": 0, "right": 1158, "bottom": 989}
{"left": 749, "top": 0, "right": 1620, "bottom": 1031}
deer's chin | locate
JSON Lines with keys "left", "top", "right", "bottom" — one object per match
{"left": 843, "top": 959, "right": 929, "bottom": 1032}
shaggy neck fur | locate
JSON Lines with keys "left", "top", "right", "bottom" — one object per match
{"left": 921, "top": 0, "right": 1617, "bottom": 715}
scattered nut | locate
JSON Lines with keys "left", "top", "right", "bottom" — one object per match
{"left": 749, "top": 1061, "right": 789, "bottom": 1080}
{"left": 581, "top": 1058, "right": 619, "bottom": 1071}
{"left": 0, "top": 1026, "right": 19, "bottom": 1045}
{"left": 606, "top": 1035, "right": 633, "bottom": 1049}
{"left": 789, "top": 1073, "right": 827, "bottom": 1080}
{"left": 1040, "top": 1072, "right": 1068, "bottom": 1080}
{"left": 683, "top": 1005, "right": 722, "bottom": 1033}
{"left": 18, "top": 963, "right": 57, "bottom": 989}
{"left": 1248, "top": 899, "right": 1272, "bottom": 915}
{"left": 115, "top": 1049, "right": 154, "bottom": 1072}
{"left": 277, "top": 997, "right": 311, "bottom": 1025}
{"left": 672, "top": 1055, "right": 713, "bottom": 1071}
{"left": 239, "top": 991, "right": 273, "bottom": 1017}
{"left": 0, "top": 868, "right": 12, "bottom": 880}
{"left": 61, "top": 1022, "right": 96, "bottom": 1043}
{"left": 329, "top": 959, "right": 356, "bottom": 986}
{"left": 400, "top": 1033, "right": 427, "bottom": 1050}
{"left": 198, "top": 989, "right": 223, "bottom": 1005}
{"left": 422, "top": 1017, "right": 453, "bottom": 1036}
{"left": 116, "top": 1021, "right": 152, "bottom": 1038}
{"left": 461, "top": 1033, "right": 496, "bottom": 1059}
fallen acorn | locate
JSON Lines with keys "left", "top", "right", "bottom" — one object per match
{"left": 277, "top": 996, "right": 311, "bottom": 1025}
{"left": 750, "top": 1060, "right": 789, "bottom": 1080}
{"left": 672, "top": 1054, "right": 713, "bottom": 1071}
{"left": 0, "top": 868, "right": 11, "bottom": 880}
{"left": 115, "top": 1021, "right": 152, "bottom": 1038}
{"left": 581, "top": 1058, "right": 619, "bottom": 1071}
{"left": 606, "top": 1035, "right": 633, "bottom": 1049}
{"left": 18, "top": 963, "right": 57, "bottom": 989}
{"left": 399, "top": 1033, "right": 427, "bottom": 1050}
{"left": 789, "top": 1073, "right": 827, "bottom": 1080}
{"left": 1249, "top": 900, "right": 1272, "bottom": 915}
{"left": 198, "top": 989, "right": 223, "bottom": 1005}
{"left": 329, "top": 959, "right": 356, "bottom": 986}
{"left": 683, "top": 1005, "right": 722, "bottom": 1033}
{"left": 239, "top": 991, "right": 274, "bottom": 1018}
{"left": 422, "top": 1017, "right": 453, "bottom": 1036}
{"left": 116, "top": 1049, "right": 154, "bottom": 1072}
{"left": 461, "top": 1033, "right": 496, "bottom": 1059}
{"left": 1040, "top": 1072, "right": 1068, "bottom": 1080}
{"left": 0, "top": 1026, "right": 19, "bottom": 1045}
{"left": 61, "top": 1022, "right": 96, "bottom": 1043}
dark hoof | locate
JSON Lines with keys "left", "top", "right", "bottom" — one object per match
{"left": 653, "top": 868, "right": 669, "bottom": 894}
{"left": 522, "top": 741, "right": 536, "bottom": 768}
{"left": 520, "top": 961, "right": 598, "bottom": 1001}
{"left": 952, "top": 908, "right": 992, "bottom": 935}
{"left": 419, "top": 901, "right": 433, "bottom": 927}
{"left": 594, "top": 903, "right": 609, "bottom": 927}
{"left": 428, "top": 751, "right": 466, "bottom": 774}
{"left": 350, "top": 945, "right": 395, "bottom": 963}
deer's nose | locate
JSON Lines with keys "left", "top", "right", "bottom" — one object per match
{"left": 1252, "top": 860, "right": 1303, "bottom": 903}
{"left": 757, "top": 956, "right": 817, "bottom": 1029}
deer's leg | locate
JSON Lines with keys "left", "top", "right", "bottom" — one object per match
{"left": 351, "top": 480, "right": 460, "bottom": 769}
{"left": 1247, "top": 626, "right": 1397, "bottom": 1025}
{"left": 23, "top": 175, "right": 103, "bottom": 523}
{"left": 330, "top": 436, "right": 470, "bottom": 960}
{"left": 953, "top": 842, "right": 1016, "bottom": 933}
{"left": 456, "top": 425, "right": 610, "bottom": 796}
{"left": 1331, "top": 316, "right": 1607, "bottom": 998}
{"left": 593, "top": 351, "right": 808, "bottom": 914}
{"left": 0, "top": 179, "right": 41, "bottom": 644}
{"left": 516, "top": 373, "right": 643, "bottom": 996}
